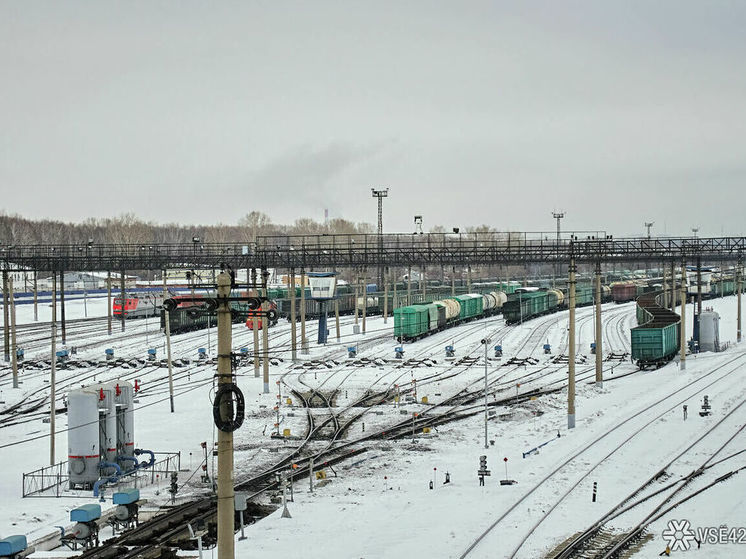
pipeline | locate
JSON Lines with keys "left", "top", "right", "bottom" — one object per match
{"left": 117, "top": 455, "right": 139, "bottom": 472}
{"left": 93, "top": 462, "right": 123, "bottom": 497}
{"left": 134, "top": 448, "right": 155, "bottom": 468}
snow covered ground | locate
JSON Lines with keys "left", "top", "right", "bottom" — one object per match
{"left": 1, "top": 294, "right": 745, "bottom": 558}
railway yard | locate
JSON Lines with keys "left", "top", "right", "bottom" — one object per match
{"left": 1, "top": 287, "right": 745, "bottom": 558}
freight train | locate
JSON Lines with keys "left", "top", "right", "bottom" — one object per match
{"left": 631, "top": 291, "right": 680, "bottom": 369}
{"left": 394, "top": 292, "right": 506, "bottom": 341}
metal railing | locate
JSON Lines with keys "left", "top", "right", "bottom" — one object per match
{"left": 22, "top": 452, "right": 181, "bottom": 498}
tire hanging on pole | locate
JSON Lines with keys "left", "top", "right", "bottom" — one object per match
{"left": 213, "top": 383, "right": 245, "bottom": 432}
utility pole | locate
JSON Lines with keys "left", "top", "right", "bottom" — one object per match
{"left": 215, "top": 272, "right": 235, "bottom": 559}
{"left": 120, "top": 271, "right": 126, "bottom": 333}
{"left": 300, "top": 269, "right": 308, "bottom": 354}
{"left": 2, "top": 270, "right": 9, "bottom": 361}
{"left": 33, "top": 270, "right": 38, "bottom": 322}
{"left": 9, "top": 276, "right": 18, "bottom": 389}
{"left": 60, "top": 270, "right": 67, "bottom": 345}
{"left": 371, "top": 188, "right": 389, "bottom": 289}
{"left": 644, "top": 222, "right": 654, "bottom": 238}
{"left": 738, "top": 255, "right": 742, "bottom": 343}
{"left": 568, "top": 250, "right": 576, "bottom": 429}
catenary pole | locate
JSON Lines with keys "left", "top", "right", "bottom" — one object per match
{"left": 262, "top": 269, "right": 270, "bottom": 393}
{"left": 50, "top": 272, "right": 57, "bottom": 464}
{"left": 680, "top": 261, "right": 687, "bottom": 370}
{"left": 33, "top": 270, "right": 38, "bottom": 322}
{"left": 120, "top": 271, "right": 126, "bottom": 333}
{"left": 60, "top": 270, "right": 67, "bottom": 345}
{"left": 568, "top": 254, "right": 577, "bottom": 429}
{"left": 107, "top": 271, "right": 112, "bottom": 335}
{"left": 9, "top": 276, "right": 18, "bottom": 389}
{"left": 252, "top": 269, "right": 260, "bottom": 378}
{"left": 737, "top": 256, "right": 742, "bottom": 343}
{"left": 383, "top": 268, "right": 389, "bottom": 324}
{"left": 3, "top": 270, "right": 10, "bottom": 362}
{"left": 595, "top": 261, "right": 603, "bottom": 387}
{"left": 290, "top": 268, "right": 297, "bottom": 361}
{"left": 300, "top": 269, "right": 308, "bottom": 354}
{"left": 215, "top": 271, "right": 235, "bottom": 559}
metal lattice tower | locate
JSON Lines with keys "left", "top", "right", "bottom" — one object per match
{"left": 372, "top": 188, "right": 389, "bottom": 286}
{"left": 552, "top": 211, "right": 565, "bottom": 243}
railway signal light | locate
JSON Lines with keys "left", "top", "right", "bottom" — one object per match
{"left": 479, "top": 455, "right": 487, "bottom": 470}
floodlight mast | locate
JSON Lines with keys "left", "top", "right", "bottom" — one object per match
{"left": 645, "top": 222, "right": 654, "bottom": 239}
{"left": 372, "top": 188, "right": 389, "bottom": 287}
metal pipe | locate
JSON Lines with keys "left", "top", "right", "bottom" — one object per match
{"left": 568, "top": 256, "right": 576, "bottom": 429}
{"left": 216, "top": 271, "right": 235, "bottom": 559}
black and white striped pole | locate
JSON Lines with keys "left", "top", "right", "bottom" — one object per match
{"left": 592, "top": 481, "right": 597, "bottom": 502}
{"left": 482, "top": 337, "right": 491, "bottom": 449}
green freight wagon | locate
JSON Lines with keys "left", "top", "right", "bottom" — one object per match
{"left": 453, "top": 294, "right": 483, "bottom": 320}
{"left": 575, "top": 285, "right": 595, "bottom": 306}
{"left": 394, "top": 305, "right": 430, "bottom": 340}
{"left": 502, "top": 291, "right": 553, "bottom": 324}
{"left": 631, "top": 292, "right": 680, "bottom": 369}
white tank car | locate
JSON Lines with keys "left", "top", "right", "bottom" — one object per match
{"left": 490, "top": 291, "right": 507, "bottom": 308}
{"left": 67, "top": 387, "right": 101, "bottom": 489}
{"left": 482, "top": 293, "right": 497, "bottom": 310}
{"left": 434, "top": 299, "right": 461, "bottom": 320}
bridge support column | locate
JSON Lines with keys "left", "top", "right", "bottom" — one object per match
{"left": 568, "top": 255, "right": 576, "bottom": 429}
{"left": 595, "top": 261, "right": 603, "bottom": 388}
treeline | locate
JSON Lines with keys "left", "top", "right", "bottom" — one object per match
{"left": 0, "top": 211, "right": 376, "bottom": 245}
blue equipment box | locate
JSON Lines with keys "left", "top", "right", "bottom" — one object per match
{"left": 70, "top": 503, "right": 101, "bottom": 522}
{"left": 0, "top": 535, "right": 27, "bottom": 556}
{"left": 113, "top": 488, "right": 140, "bottom": 505}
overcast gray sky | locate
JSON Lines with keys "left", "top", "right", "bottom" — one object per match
{"left": 2, "top": 1, "right": 744, "bottom": 237}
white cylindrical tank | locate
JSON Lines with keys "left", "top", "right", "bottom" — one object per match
{"left": 67, "top": 388, "right": 100, "bottom": 489}
{"left": 482, "top": 293, "right": 496, "bottom": 311}
{"left": 93, "top": 383, "right": 118, "bottom": 474}
{"left": 115, "top": 381, "right": 135, "bottom": 465}
{"left": 699, "top": 311, "right": 720, "bottom": 352}
{"left": 356, "top": 296, "right": 377, "bottom": 309}
{"left": 490, "top": 291, "right": 507, "bottom": 308}
{"left": 434, "top": 299, "right": 460, "bottom": 320}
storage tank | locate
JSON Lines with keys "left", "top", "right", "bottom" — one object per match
{"left": 93, "top": 383, "right": 118, "bottom": 475}
{"left": 115, "top": 381, "right": 135, "bottom": 467}
{"left": 482, "top": 293, "right": 496, "bottom": 311}
{"left": 67, "top": 388, "right": 100, "bottom": 489}
{"left": 699, "top": 311, "right": 720, "bottom": 352}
